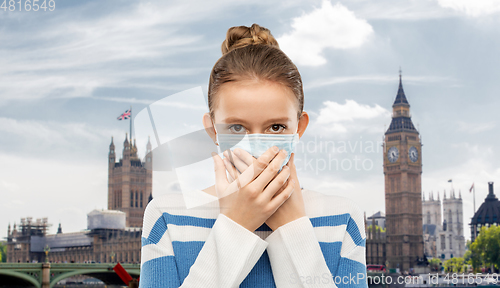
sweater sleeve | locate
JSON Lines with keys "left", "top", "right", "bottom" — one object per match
{"left": 265, "top": 216, "right": 338, "bottom": 287}
{"left": 335, "top": 201, "right": 368, "bottom": 288}
{"left": 139, "top": 199, "right": 269, "bottom": 288}
{"left": 265, "top": 199, "right": 368, "bottom": 288}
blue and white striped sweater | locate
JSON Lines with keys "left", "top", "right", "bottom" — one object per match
{"left": 139, "top": 189, "right": 368, "bottom": 288}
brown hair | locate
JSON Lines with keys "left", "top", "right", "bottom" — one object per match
{"left": 208, "top": 23, "right": 304, "bottom": 120}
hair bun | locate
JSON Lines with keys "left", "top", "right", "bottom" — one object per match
{"left": 221, "top": 23, "right": 279, "bottom": 55}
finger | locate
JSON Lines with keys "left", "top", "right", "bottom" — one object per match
{"left": 268, "top": 179, "right": 295, "bottom": 211}
{"left": 223, "top": 157, "right": 238, "bottom": 182}
{"left": 228, "top": 150, "right": 250, "bottom": 174}
{"left": 228, "top": 145, "right": 281, "bottom": 190}
{"left": 233, "top": 148, "right": 254, "bottom": 166}
{"left": 288, "top": 153, "right": 297, "bottom": 177}
{"left": 261, "top": 165, "right": 290, "bottom": 200}
{"left": 212, "top": 152, "right": 229, "bottom": 194}
{"left": 250, "top": 149, "right": 288, "bottom": 191}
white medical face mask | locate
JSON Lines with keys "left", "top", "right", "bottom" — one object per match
{"left": 214, "top": 124, "right": 299, "bottom": 172}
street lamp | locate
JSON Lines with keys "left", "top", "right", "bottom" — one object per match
{"left": 110, "top": 251, "right": 115, "bottom": 263}
{"left": 44, "top": 245, "right": 50, "bottom": 263}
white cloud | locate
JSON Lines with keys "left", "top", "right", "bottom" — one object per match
{"left": 0, "top": 153, "right": 108, "bottom": 238}
{"left": 311, "top": 99, "right": 391, "bottom": 134}
{"left": 305, "top": 74, "right": 456, "bottom": 90}
{"left": 1, "top": 179, "right": 21, "bottom": 192}
{"left": 456, "top": 120, "right": 496, "bottom": 134}
{"left": 0, "top": 117, "right": 120, "bottom": 146}
{"left": 349, "top": 0, "right": 455, "bottom": 20}
{"left": 0, "top": 117, "right": 130, "bottom": 162}
{"left": 436, "top": 0, "right": 500, "bottom": 17}
{"left": 0, "top": 0, "right": 226, "bottom": 104}
{"left": 277, "top": 0, "right": 374, "bottom": 66}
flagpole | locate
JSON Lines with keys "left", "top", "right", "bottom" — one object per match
{"left": 130, "top": 105, "right": 132, "bottom": 142}
{"left": 473, "top": 184, "right": 476, "bottom": 215}
{"left": 473, "top": 183, "right": 477, "bottom": 240}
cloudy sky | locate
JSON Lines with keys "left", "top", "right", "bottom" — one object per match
{"left": 1, "top": 0, "right": 499, "bottom": 241}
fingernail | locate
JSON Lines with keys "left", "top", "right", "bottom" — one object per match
{"left": 211, "top": 152, "right": 217, "bottom": 157}
{"left": 233, "top": 149, "right": 240, "bottom": 156}
{"left": 273, "top": 146, "right": 279, "bottom": 153}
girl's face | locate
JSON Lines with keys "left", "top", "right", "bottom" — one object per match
{"left": 203, "top": 79, "right": 309, "bottom": 141}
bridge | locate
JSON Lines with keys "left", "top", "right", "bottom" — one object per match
{"left": 0, "top": 263, "right": 140, "bottom": 288}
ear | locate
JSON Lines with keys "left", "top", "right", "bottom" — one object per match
{"left": 297, "top": 111, "right": 309, "bottom": 138}
{"left": 202, "top": 113, "right": 217, "bottom": 144}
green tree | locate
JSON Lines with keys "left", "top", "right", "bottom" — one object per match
{"left": 429, "top": 258, "right": 442, "bottom": 272}
{"left": 444, "top": 257, "right": 466, "bottom": 273}
{"left": 366, "top": 225, "right": 386, "bottom": 233}
{"left": 470, "top": 225, "right": 500, "bottom": 272}
{"left": 0, "top": 242, "right": 7, "bottom": 263}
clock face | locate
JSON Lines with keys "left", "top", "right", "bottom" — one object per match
{"left": 388, "top": 146, "right": 399, "bottom": 163}
{"left": 409, "top": 146, "right": 418, "bottom": 162}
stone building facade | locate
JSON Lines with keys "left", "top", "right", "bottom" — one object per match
{"left": 422, "top": 190, "right": 465, "bottom": 260}
{"left": 6, "top": 135, "right": 151, "bottom": 264}
{"left": 108, "top": 134, "right": 153, "bottom": 227}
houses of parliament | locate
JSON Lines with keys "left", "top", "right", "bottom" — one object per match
{"left": 5, "top": 135, "right": 152, "bottom": 263}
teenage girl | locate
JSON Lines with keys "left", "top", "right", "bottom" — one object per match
{"left": 139, "top": 23, "right": 368, "bottom": 288}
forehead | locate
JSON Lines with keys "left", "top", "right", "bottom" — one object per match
{"left": 214, "top": 79, "right": 297, "bottom": 123}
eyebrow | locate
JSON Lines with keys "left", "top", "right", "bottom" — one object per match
{"left": 221, "top": 117, "right": 291, "bottom": 125}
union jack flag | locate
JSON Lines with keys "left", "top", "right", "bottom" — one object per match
{"left": 117, "top": 109, "right": 131, "bottom": 120}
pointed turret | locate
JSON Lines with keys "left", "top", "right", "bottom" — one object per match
{"left": 144, "top": 136, "right": 153, "bottom": 170}
{"left": 486, "top": 181, "right": 498, "bottom": 201}
{"left": 123, "top": 133, "right": 130, "bottom": 160}
{"left": 109, "top": 136, "right": 115, "bottom": 150}
{"left": 385, "top": 70, "right": 418, "bottom": 135}
{"left": 443, "top": 189, "right": 447, "bottom": 199}
{"left": 459, "top": 189, "right": 462, "bottom": 199}
{"left": 393, "top": 71, "right": 410, "bottom": 107}
{"left": 124, "top": 133, "right": 129, "bottom": 146}
{"left": 146, "top": 136, "right": 152, "bottom": 154}
{"left": 131, "top": 138, "right": 138, "bottom": 159}
{"left": 57, "top": 223, "right": 62, "bottom": 234}
{"left": 109, "top": 136, "right": 116, "bottom": 167}
{"left": 8, "top": 223, "right": 11, "bottom": 235}
{"left": 437, "top": 191, "right": 440, "bottom": 200}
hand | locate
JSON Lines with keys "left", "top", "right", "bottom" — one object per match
{"left": 264, "top": 153, "right": 305, "bottom": 231}
{"left": 212, "top": 146, "right": 295, "bottom": 232}
{"left": 223, "top": 149, "right": 305, "bottom": 231}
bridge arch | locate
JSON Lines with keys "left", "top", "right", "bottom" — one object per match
{"left": 0, "top": 269, "right": 41, "bottom": 288}
{"left": 50, "top": 268, "right": 140, "bottom": 287}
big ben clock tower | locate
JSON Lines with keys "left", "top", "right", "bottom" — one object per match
{"left": 384, "top": 71, "right": 424, "bottom": 271}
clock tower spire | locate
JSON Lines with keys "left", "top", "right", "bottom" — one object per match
{"left": 383, "top": 71, "right": 424, "bottom": 271}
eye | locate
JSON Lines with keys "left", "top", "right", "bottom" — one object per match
{"left": 268, "top": 124, "right": 286, "bottom": 133}
{"left": 228, "top": 124, "right": 246, "bottom": 134}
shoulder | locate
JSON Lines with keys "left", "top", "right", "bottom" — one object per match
{"left": 143, "top": 193, "right": 185, "bottom": 218}
{"left": 302, "top": 189, "right": 365, "bottom": 235}
{"left": 302, "top": 189, "right": 363, "bottom": 219}
{"left": 141, "top": 193, "right": 185, "bottom": 231}
{"left": 142, "top": 191, "right": 219, "bottom": 226}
